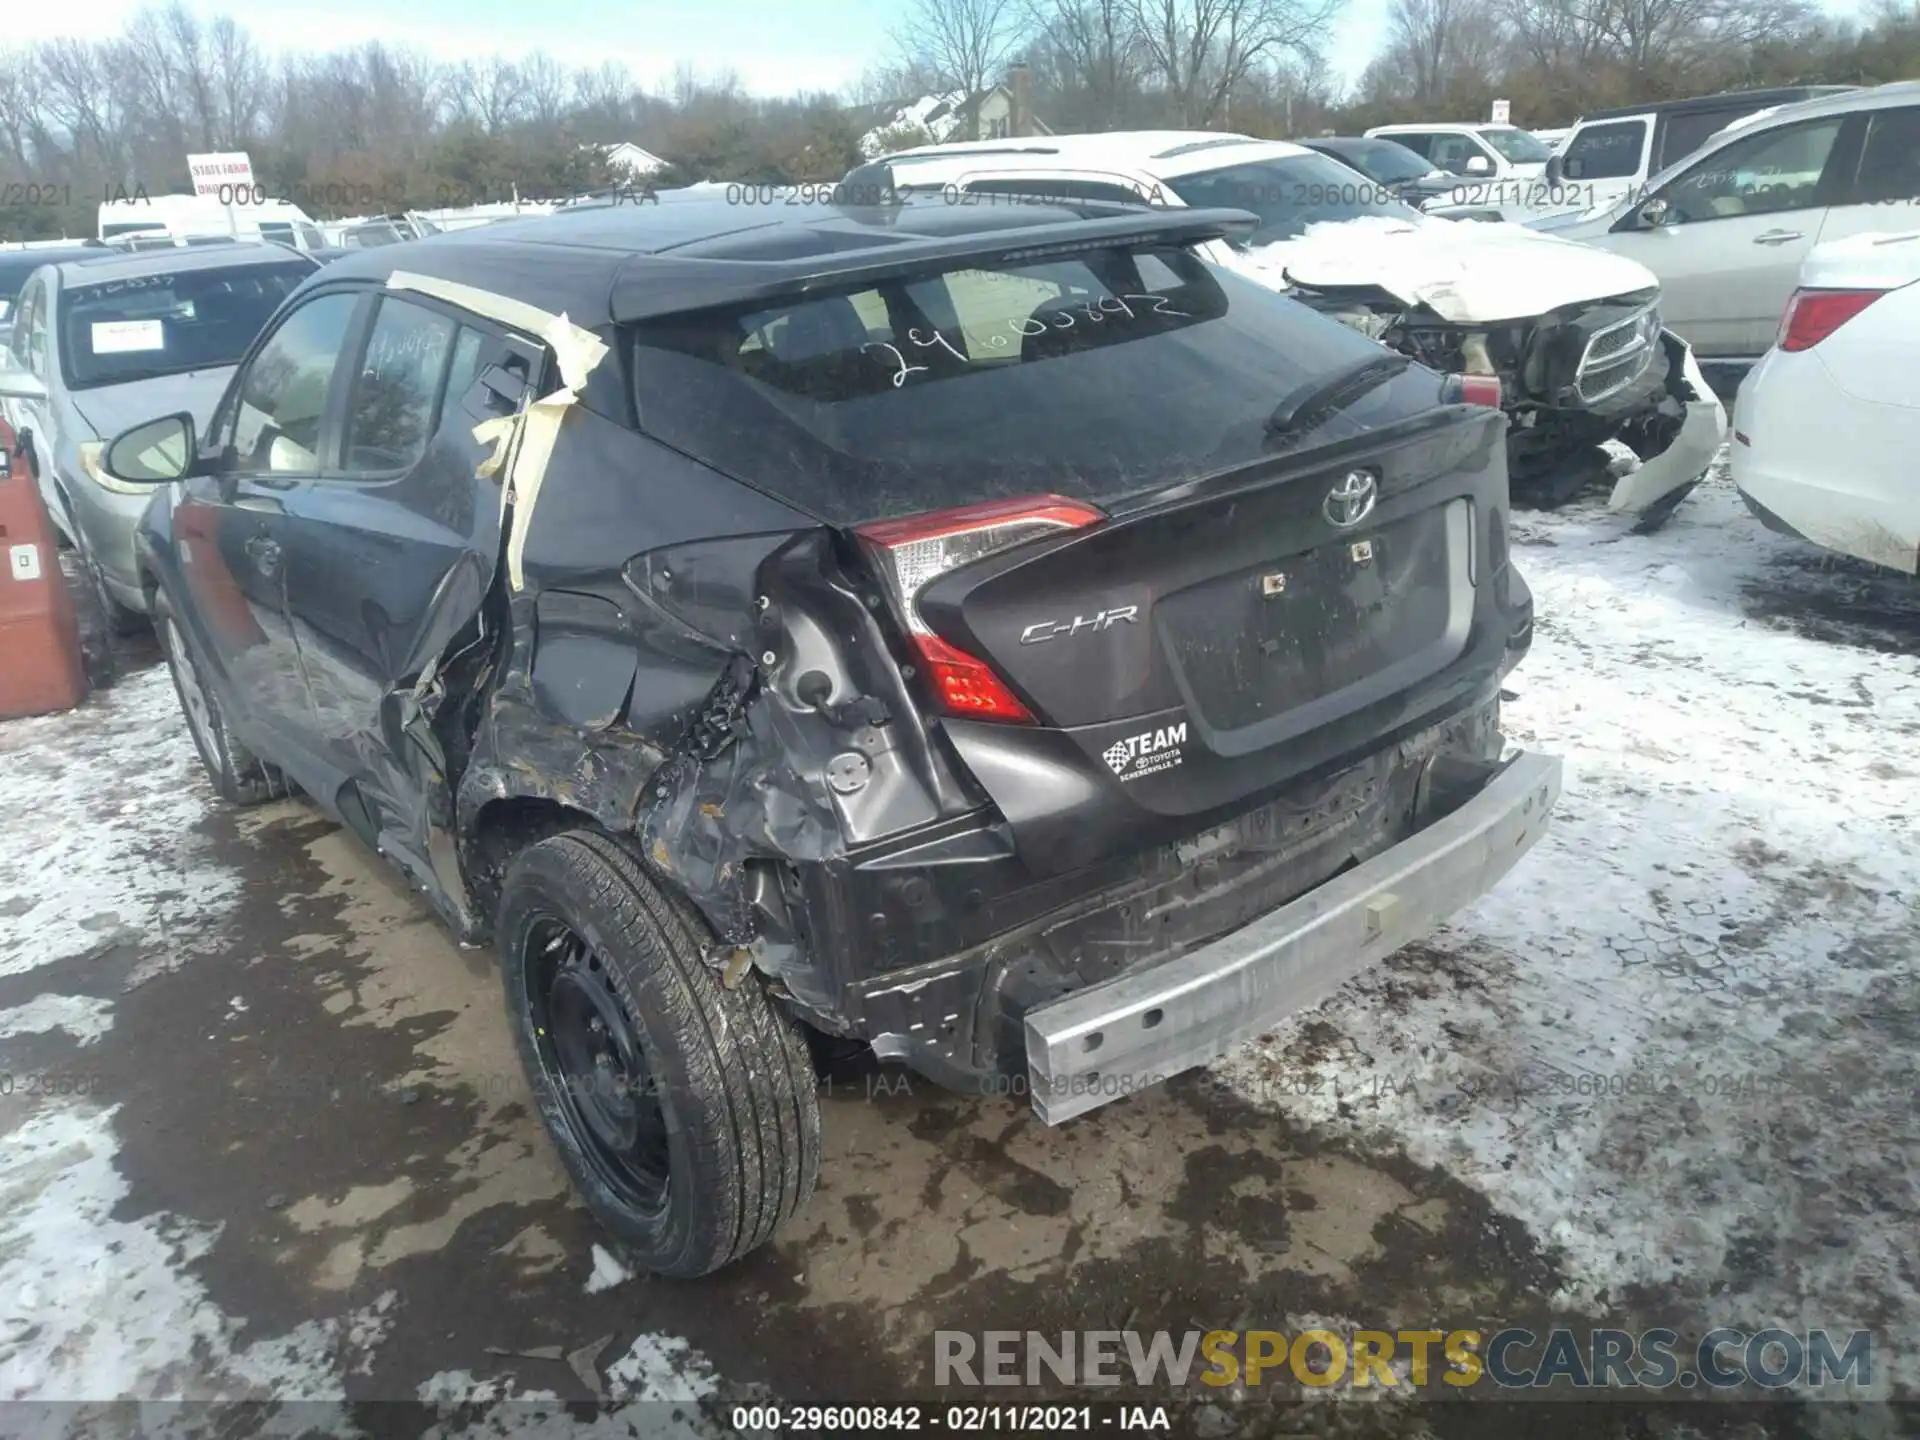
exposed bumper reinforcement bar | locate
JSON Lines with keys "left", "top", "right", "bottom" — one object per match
{"left": 1022, "top": 751, "right": 1563, "bottom": 1124}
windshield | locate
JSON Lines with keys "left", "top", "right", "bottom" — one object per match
{"left": 1481, "top": 127, "right": 1553, "bottom": 163}
{"left": 627, "top": 241, "right": 1433, "bottom": 523}
{"left": 1336, "top": 140, "right": 1437, "bottom": 184}
{"left": 1163, "top": 153, "right": 1422, "bottom": 244}
{"left": 59, "top": 260, "right": 311, "bottom": 389}
{"left": 344, "top": 223, "right": 405, "bottom": 248}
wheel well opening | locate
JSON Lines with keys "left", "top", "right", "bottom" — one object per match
{"left": 466, "top": 796, "right": 606, "bottom": 931}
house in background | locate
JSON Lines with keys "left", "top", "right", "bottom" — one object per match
{"left": 595, "top": 142, "right": 669, "bottom": 178}
{"left": 856, "top": 64, "right": 1049, "bottom": 159}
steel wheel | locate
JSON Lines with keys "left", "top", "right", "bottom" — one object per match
{"left": 524, "top": 913, "right": 672, "bottom": 1217}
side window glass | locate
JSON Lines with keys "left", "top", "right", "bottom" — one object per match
{"left": 341, "top": 297, "right": 459, "bottom": 474}
{"left": 15, "top": 279, "right": 47, "bottom": 375}
{"left": 1850, "top": 107, "right": 1920, "bottom": 206}
{"left": 1659, "top": 110, "right": 1738, "bottom": 170}
{"left": 1662, "top": 119, "right": 1842, "bottom": 223}
{"left": 1391, "top": 134, "right": 1433, "bottom": 160}
{"left": 1429, "top": 136, "right": 1475, "bottom": 173}
{"left": 444, "top": 327, "right": 488, "bottom": 411}
{"left": 1564, "top": 120, "right": 1646, "bottom": 180}
{"left": 230, "top": 292, "right": 359, "bottom": 475}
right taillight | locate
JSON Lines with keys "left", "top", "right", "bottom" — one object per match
{"left": 1778, "top": 287, "right": 1886, "bottom": 352}
{"left": 855, "top": 494, "right": 1104, "bottom": 724}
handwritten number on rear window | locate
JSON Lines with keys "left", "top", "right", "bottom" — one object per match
{"left": 861, "top": 295, "right": 1190, "bottom": 388}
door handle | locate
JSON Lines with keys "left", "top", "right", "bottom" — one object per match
{"left": 244, "top": 533, "right": 282, "bottom": 577}
{"left": 1752, "top": 230, "right": 1804, "bottom": 245}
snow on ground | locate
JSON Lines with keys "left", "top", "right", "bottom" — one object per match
{"left": 0, "top": 666, "right": 238, "bottom": 981}
{"left": 0, "top": 664, "right": 731, "bottom": 1428}
{"left": 2, "top": 470, "right": 1916, "bottom": 1417}
{"left": 1218, "top": 470, "right": 1920, "bottom": 1387}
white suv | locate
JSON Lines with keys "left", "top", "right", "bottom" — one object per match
{"left": 848, "top": 130, "right": 1726, "bottom": 528}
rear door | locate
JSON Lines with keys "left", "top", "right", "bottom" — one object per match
{"left": 272, "top": 288, "right": 527, "bottom": 881}
{"left": 1610, "top": 114, "right": 1847, "bottom": 358}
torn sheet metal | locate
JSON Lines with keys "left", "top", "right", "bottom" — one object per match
{"left": 638, "top": 655, "right": 841, "bottom": 945}
{"left": 385, "top": 270, "right": 611, "bottom": 593}
{"left": 1607, "top": 334, "right": 1727, "bottom": 515}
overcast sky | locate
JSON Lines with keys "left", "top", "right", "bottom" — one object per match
{"left": 23, "top": 0, "right": 1878, "bottom": 104}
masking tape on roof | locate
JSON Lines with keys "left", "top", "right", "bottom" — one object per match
{"left": 386, "top": 270, "right": 611, "bottom": 591}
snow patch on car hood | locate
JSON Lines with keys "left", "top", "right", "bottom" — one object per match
{"left": 1223, "top": 214, "right": 1662, "bottom": 323}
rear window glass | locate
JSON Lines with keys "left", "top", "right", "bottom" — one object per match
{"left": 628, "top": 243, "right": 1423, "bottom": 523}
{"left": 59, "top": 261, "right": 311, "bottom": 388}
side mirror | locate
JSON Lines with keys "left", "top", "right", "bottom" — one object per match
{"left": 0, "top": 364, "right": 48, "bottom": 405}
{"left": 1545, "top": 154, "right": 1565, "bottom": 186}
{"left": 104, "top": 412, "right": 199, "bottom": 484}
{"left": 1464, "top": 155, "right": 1493, "bottom": 176}
{"left": 1638, "top": 196, "right": 1673, "bottom": 229}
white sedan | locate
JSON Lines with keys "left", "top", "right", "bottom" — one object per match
{"left": 1731, "top": 229, "right": 1920, "bottom": 574}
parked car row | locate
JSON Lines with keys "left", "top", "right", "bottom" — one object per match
{"left": 1533, "top": 82, "right": 1920, "bottom": 394}
{"left": 847, "top": 128, "right": 1725, "bottom": 526}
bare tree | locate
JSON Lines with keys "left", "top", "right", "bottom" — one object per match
{"left": 571, "top": 60, "right": 636, "bottom": 131}
{"left": 521, "top": 52, "right": 571, "bottom": 129}
{"left": 895, "top": 0, "right": 1025, "bottom": 135}
{"left": 207, "top": 18, "right": 269, "bottom": 146}
{"left": 1499, "top": 0, "right": 1611, "bottom": 84}
{"left": 1381, "top": 0, "right": 1503, "bottom": 102}
{"left": 1129, "top": 0, "right": 1343, "bottom": 126}
{"left": 37, "top": 37, "right": 135, "bottom": 177}
{"left": 450, "top": 57, "right": 529, "bottom": 133}
{"left": 1029, "top": 0, "right": 1145, "bottom": 126}
{"left": 0, "top": 52, "right": 34, "bottom": 166}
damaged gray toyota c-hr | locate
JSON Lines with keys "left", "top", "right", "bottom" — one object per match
{"left": 103, "top": 192, "right": 1562, "bottom": 1277}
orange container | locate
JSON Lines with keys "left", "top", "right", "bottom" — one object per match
{"left": 0, "top": 418, "right": 88, "bottom": 718}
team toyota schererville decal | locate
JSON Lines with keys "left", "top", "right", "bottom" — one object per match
{"left": 1103, "top": 721, "right": 1188, "bottom": 781}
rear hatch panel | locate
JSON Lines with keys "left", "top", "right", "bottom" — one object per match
{"left": 915, "top": 410, "right": 1513, "bottom": 875}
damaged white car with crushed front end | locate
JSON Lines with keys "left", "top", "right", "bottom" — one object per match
{"left": 848, "top": 131, "right": 1727, "bottom": 529}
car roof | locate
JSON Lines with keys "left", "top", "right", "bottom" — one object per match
{"left": 1302, "top": 135, "right": 1417, "bottom": 155}
{"left": 874, "top": 129, "right": 1313, "bottom": 179}
{"left": 305, "top": 190, "right": 1258, "bottom": 327}
{"left": 1369, "top": 122, "right": 1517, "bottom": 134}
{"left": 1574, "top": 84, "right": 1859, "bottom": 124}
{"left": 52, "top": 242, "right": 318, "bottom": 287}
{"left": 0, "top": 245, "right": 105, "bottom": 286}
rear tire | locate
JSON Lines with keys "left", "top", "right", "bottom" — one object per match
{"left": 497, "top": 829, "right": 821, "bottom": 1278}
{"left": 154, "top": 588, "right": 289, "bottom": 806}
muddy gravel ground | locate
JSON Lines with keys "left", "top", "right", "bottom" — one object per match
{"left": 0, "top": 474, "right": 1915, "bottom": 1440}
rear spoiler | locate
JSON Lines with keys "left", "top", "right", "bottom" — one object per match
{"left": 609, "top": 204, "right": 1260, "bottom": 324}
